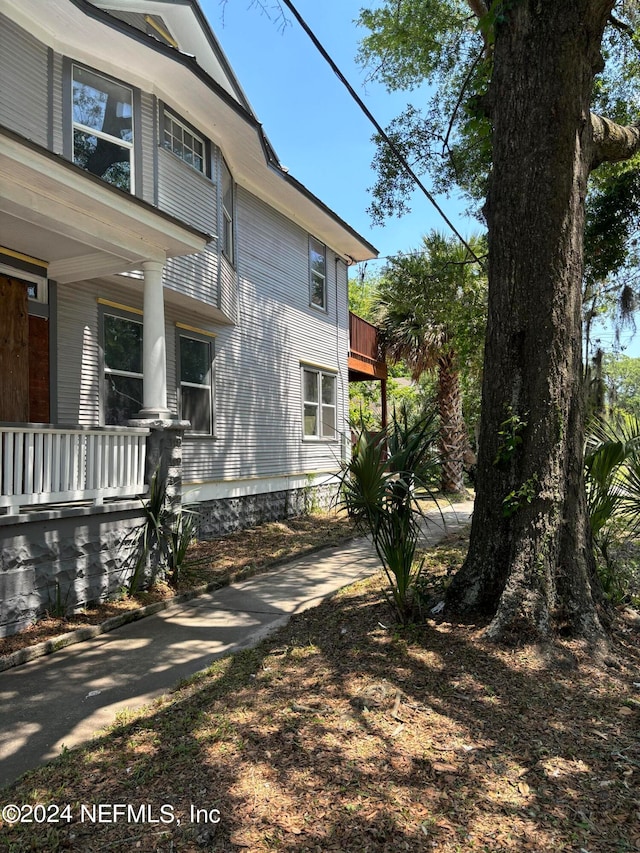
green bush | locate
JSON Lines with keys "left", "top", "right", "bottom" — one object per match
{"left": 585, "top": 414, "right": 640, "bottom": 603}
{"left": 338, "top": 409, "right": 441, "bottom": 623}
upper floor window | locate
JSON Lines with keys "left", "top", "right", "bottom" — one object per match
{"left": 221, "top": 160, "right": 234, "bottom": 261}
{"left": 309, "top": 237, "right": 326, "bottom": 310}
{"left": 301, "top": 365, "right": 337, "bottom": 440}
{"left": 72, "top": 65, "right": 134, "bottom": 192}
{"left": 163, "top": 110, "right": 205, "bottom": 174}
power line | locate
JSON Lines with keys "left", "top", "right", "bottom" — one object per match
{"left": 277, "top": 0, "right": 484, "bottom": 267}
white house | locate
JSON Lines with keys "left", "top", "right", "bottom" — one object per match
{"left": 0, "top": 0, "right": 377, "bottom": 636}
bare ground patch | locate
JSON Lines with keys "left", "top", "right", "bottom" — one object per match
{"left": 1, "top": 534, "right": 639, "bottom": 852}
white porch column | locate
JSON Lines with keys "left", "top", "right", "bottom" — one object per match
{"left": 138, "top": 259, "right": 171, "bottom": 419}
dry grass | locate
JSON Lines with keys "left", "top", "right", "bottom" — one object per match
{"left": 1, "top": 533, "right": 639, "bottom": 852}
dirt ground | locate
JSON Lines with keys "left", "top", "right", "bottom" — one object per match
{"left": 0, "top": 512, "right": 356, "bottom": 662}
{"left": 1, "top": 530, "right": 639, "bottom": 852}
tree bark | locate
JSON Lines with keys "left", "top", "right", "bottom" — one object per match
{"left": 446, "top": 0, "right": 617, "bottom": 643}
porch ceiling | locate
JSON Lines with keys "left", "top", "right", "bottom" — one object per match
{"left": 0, "top": 128, "right": 209, "bottom": 283}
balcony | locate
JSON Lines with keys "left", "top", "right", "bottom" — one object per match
{"left": 348, "top": 312, "right": 387, "bottom": 382}
{"left": 0, "top": 423, "right": 149, "bottom": 515}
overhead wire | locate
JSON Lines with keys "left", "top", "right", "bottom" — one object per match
{"left": 277, "top": 0, "right": 485, "bottom": 267}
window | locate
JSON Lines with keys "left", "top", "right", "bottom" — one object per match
{"left": 72, "top": 65, "right": 134, "bottom": 192}
{"left": 179, "top": 334, "right": 214, "bottom": 435}
{"left": 221, "top": 160, "right": 234, "bottom": 261}
{"left": 309, "top": 237, "right": 326, "bottom": 309}
{"left": 162, "top": 110, "right": 205, "bottom": 173}
{"left": 302, "top": 366, "right": 337, "bottom": 440}
{"left": 103, "top": 313, "right": 143, "bottom": 424}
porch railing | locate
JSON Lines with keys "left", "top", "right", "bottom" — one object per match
{"left": 0, "top": 424, "right": 149, "bottom": 515}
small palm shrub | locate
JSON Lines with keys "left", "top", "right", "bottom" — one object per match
{"left": 585, "top": 414, "right": 640, "bottom": 603}
{"left": 126, "top": 469, "right": 197, "bottom": 594}
{"left": 338, "top": 409, "right": 441, "bottom": 623}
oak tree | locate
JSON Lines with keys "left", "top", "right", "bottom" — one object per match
{"left": 360, "top": 0, "right": 640, "bottom": 642}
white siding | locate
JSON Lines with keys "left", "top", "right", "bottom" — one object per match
{"left": 0, "top": 15, "right": 49, "bottom": 146}
{"left": 139, "top": 91, "right": 156, "bottom": 206}
{"left": 182, "top": 186, "right": 350, "bottom": 486}
{"left": 56, "top": 282, "right": 101, "bottom": 425}
{"left": 157, "top": 147, "right": 223, "bottom": 310}
{"left": 51, "top": 53, "right": 64, "bottom": 155}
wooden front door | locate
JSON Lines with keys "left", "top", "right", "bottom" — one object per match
{"left": 0, "top": 275, "right": 50, "bottom": 423}
{"left": 0, "top": 276, "right": 29, "bottom": 422}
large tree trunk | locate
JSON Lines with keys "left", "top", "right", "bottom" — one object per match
{"left": 437, "top": 349, "right": 466, "bottom": 494}
{"left": 447, "top": 1, "right": 614, "bottom": 642}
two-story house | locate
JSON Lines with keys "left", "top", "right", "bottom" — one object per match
{"left": 0, "top": 0, "right": 377, "bottom": 636}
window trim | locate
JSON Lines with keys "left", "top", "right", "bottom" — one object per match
{"left": 70, "top": 62, "right": 136, "bottom": 194}
{"left": 220, "top": 158, "right": 235, "bottom": 264}
{"left": 309, "top": 236, "right": 327, "bottom": 311}
{"left": 99, "top": 304, "right": 144, "bottom": 426}
{"left": 177, "top": 329, "right": 215, "bottom": 437}
{"left": 301, "top": 364, "right": 338, "bottom": 442}
{"left": 161, "top": 106, "right": 208, "bottom": 176}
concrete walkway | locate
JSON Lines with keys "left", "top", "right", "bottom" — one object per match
{"left": 0, "top": 502, "right": 473, "bottom": 789}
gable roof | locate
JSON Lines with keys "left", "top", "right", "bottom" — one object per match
{"left": 3, "top": 0, "right": 378, "bottom": 262}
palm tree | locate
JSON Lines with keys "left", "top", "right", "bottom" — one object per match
{"left": 376, "top": 231, "right": 487, "bottom": 494}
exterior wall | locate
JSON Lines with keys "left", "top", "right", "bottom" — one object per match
{"left": 0, "top": 505, "right": 146, "bottom": 638}
{"left": 196, "top": 481, "right": 339, "bottom": 539}
{"left": 181, "top": 186, "right": 350, "bottom": 491}
{"left": 54, "top": 182, "right": 351, "bottom": 501}
{"left": 0, "top": 14, "right": 49, "bottom": 147}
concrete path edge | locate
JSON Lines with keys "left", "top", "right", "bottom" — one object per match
{"left": 0, "top": 538, "right": 361, "bottom": 674}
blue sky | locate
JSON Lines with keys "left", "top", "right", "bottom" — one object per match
{"left": 200, "top": 0, "right": 640, "bottom": 358}
{"left": 200, "top": 0, "right": 475, "bottom": 269}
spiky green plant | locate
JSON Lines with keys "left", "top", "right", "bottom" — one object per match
{"left": 585, "top": 413, "right": 640, "bottom": 601}
{"left": 338, "top": 408, "right": 441, "bottom": 623}
{"left": 125, "top": 469, "right": 197, "bottom": 594}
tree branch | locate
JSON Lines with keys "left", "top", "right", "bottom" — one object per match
{"left": 466, "top": 0, "right": 489, "bottom": 18}
{"left": 608, "top": 12, "right": 636, "bottom": 40}
{"left": 591, "top": 113, "right": 640, "bottom": 168}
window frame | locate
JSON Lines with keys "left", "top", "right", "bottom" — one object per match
{"left": 177, "top": 330, "right": 215, "bottom": 437}
{"left": 301, "top": 364, "right": 338, "bottom": 442}
{"left": 99, "top": 305, "right": 144, "bottom": 426}
{"left": 309, "top": 236, "right": 327, "bottom": 311}
{"left": 221, "top": 158, "right": 235, "bottom": 264}
{"left": 70, "top": 63, "right": 136, "bottom": 194}
{"left": 161, "top": 107, "right": 208, "bottom": 176}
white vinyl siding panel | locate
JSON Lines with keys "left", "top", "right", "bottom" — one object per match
{"left": 55, "top": 282, "right": 101, "bottom": 425}
{"left": 157, "top": 146, "right": 215, "bottom": 232}
{"left": 139, "top": 91, "right": 156, "bottom": 205}
{"left": 181, "top": 187, "right": 349, "bottom": 484}
{"left": 51, "top": 52, "right": 64, "bottom": 155}
{"left": 0, "top": 15, "right": 49, "bottom": 146}
{"left": 158, "top": 147, "right": 222, "bottom": 309}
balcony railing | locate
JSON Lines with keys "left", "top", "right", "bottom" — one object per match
{"left": 348, "top": 312, "right": 387, "bottom": 381}
{"left": 0, "top": 424, "right": 149, "bottom": 515}
{"left": 349, "top": 312, "right": 381, "bottom": 363}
